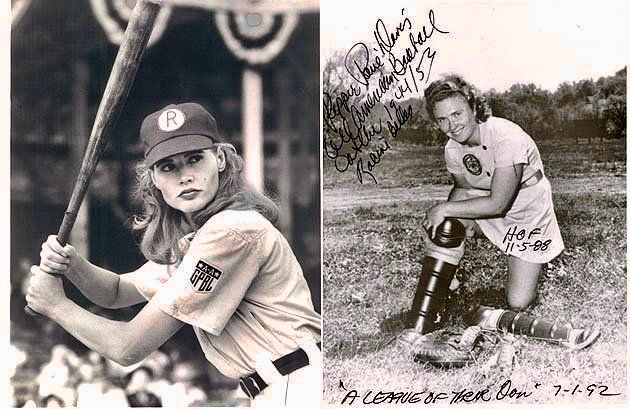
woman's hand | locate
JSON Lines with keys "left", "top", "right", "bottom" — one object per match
{"left": 26, "top": 265, "right": 67, "bottom": 318}
{"left": 39, "top": 235, "right": 83, "bottom": 276}
{"left": 422, "top": 203, "right": 448, "bottom": 240}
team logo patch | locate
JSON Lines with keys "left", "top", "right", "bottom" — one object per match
{"left": 462, "top": 154, "right": 482, "bottom": 176}
{"left": 158, "top": 109, "right": 186, "bottom": 132}
{"left": 189, "top": 260, "right": 222, "bottom": 293}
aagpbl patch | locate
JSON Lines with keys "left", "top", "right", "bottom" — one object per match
{"left": 189, "top": 260, "right": 223, "bottom": 293}
{"left": 462, "top": 153, "right": 482, "bottom": 176}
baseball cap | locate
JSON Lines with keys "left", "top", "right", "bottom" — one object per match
{"left": 141, "top": 102, "right": 219, "bottom": 167}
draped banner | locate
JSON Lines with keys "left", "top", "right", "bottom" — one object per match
{"left": 89, "top": 0, "right": 173, "bottom": 47}
{"left": 214, "top": 11, "right": 297, "bottom": 65}
{"left": 89, "top": 0, "right": 318, "bottom": 64}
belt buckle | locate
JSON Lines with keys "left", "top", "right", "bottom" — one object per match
{"left": 239, "top": 376, "right": 261, "bottom": 399}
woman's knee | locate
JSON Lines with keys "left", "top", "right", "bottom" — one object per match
{"left": 447, "top": 189, "right": 483, "bottom": 238}
{"left": 506, "top": 257, "right": 542, "bottom": 310}
{"left": 506, "top": 290, "right": 537, "bottom": 311}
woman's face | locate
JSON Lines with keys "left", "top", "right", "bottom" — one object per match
{"left": 151, "top": 148, "right": 225, "bottom": 215}
{"left": 432, "top": 94, "right": 479, "bottom": 145}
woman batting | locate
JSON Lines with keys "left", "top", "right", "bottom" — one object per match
{"left": 405, "top": 75, "right": 598, "bottom": 350}
{"left": 27, "top": 102, "right": 321, "bottom": 406}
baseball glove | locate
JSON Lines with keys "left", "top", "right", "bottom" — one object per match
{"left": 400, "top": 326, "right": 486, "bottom": 368}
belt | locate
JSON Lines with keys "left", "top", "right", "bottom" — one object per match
{"left": 521, "top": 169, "right": 543, "bottom": 188}
{"left": 239, "top": 342, "right": 321, "bottom": 399}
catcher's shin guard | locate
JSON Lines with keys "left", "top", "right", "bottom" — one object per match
{"left": 464, "top": 306, "right": 600, "bottom": 349}
{"left": 407, "top": 218, "right": 466, "bottom": 334}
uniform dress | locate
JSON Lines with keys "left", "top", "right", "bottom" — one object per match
{"left": 444, "top": 116, "right": 564, "bottom": 264}
{"left": 130, "top": 209, "right": 321, "bottom": 406}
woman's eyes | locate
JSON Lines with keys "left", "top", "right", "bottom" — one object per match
{"left": 437, "top": 112, "right": 461, "bottom": 124}
{"left": 157, "top": 154, "right": 204, "bottom": 172}
{"left": 188, "top": 154, "right": 204, "bottom": 164}
{"left": 159, "top": 163, "right": 175, "bottom": 172}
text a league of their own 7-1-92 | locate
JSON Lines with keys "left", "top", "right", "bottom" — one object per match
{"left": 338, "top": 379, "right": 621, "bottom": 405}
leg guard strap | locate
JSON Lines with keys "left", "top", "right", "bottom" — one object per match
{"left": 424, "top": 238, "right": 465, "bottom": 266}
{"left": 467, "top": 306, "right": 598, "bottom": 348}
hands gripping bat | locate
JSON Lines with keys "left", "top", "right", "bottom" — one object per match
{"left": 25, "top": 0, "right": 162, "bottom": 316}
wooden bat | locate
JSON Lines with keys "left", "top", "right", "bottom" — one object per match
{"left": 25, "top": 0, "right": 162, "bottom": 316}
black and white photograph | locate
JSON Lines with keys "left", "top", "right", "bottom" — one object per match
{"left": 322, "top": 0, "right": 627, "bottom": 406}
{"left": 8, "top": 0, "right": 320, "bottom": 407}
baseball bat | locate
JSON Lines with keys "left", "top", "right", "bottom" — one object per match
{"left": 25, "top": 0, "right": 162, "bottom": 317}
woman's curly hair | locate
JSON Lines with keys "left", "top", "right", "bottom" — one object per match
{"left": 424, "top": 74, "right": 492, "bottom": 123}
{"left": 132, "top": 143, "right": 279, "bottom": 265}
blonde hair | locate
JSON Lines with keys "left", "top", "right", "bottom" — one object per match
{"left": 132, "top": 143, "right": 279, "bottom": 264}
{"left": 424, "top": 74, "right": 492, "bottom": 123}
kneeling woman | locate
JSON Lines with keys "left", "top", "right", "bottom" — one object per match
{"left": 27, "top": 102, "right": 321, "bottom": 406}
{"left": 406, "top": 75, "right": 597, "bottom": 349}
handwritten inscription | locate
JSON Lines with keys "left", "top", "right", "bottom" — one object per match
{"left": 340, "top": 380, "right": 538, "bottom": 405}
{"left": 323, "top": 9, "right": 449, "bottom": 184}
{"left": 553, "top": 383, "right": 622, "bottom": 397}
{"left": 502, "top": 225, "right": 552, "bottom": 253}
{"left": 338, "top": 379, "right": 621, "bottom": 405}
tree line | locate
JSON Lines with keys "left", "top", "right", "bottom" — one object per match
{"left": 323, "top": 48, "right": 626, "bottom": 146}
{"left": 396, "top": 67, "right": 626, "bottom": 145}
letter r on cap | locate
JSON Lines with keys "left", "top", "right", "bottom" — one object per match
{"left": 158, "top": 109, "right": 186, "bottom": 132}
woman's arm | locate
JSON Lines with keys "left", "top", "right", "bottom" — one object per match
{"left": 39, "top": 235, "right": 167, "bottom": 309}
{"left": 64, "top": 257, "right": 147, "bottom": 308}
{"left": 448, "top": 172, "right": 473, "bottom": 200}
{"left": 67, "top": 259, "right": 170, "bottom": 309}
{"left": 27, "top": 267, "right": 185, "bottom": 366}
{"left": 424, "top": 165, "right": 523, "bottom": 238}
{"left": 444, "top": 164, "right": 523, "bottom": 217}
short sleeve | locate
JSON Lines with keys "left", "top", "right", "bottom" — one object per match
{"left": 150, "top": 225, "right": 262, "bottom": 336}
{"left": 124, "top": 261, "right": 172, "bottom": 301}
{"left": 494, "top": 125, "right": 529, "bottom": 168}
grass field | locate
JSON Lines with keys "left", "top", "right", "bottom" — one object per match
{"left": 322, "top": 138, "right": 626, "bottom": 405}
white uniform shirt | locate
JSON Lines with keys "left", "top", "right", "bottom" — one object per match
{"left": 445, "top": 116, "right": 544, "bottom": 188}
{"left": 443, "top": 116, "right": 564, "bottom": 263}
{"left": 135, "top": 210, "right": 321, "bottom": 379}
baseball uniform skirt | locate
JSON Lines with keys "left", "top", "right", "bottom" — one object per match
{"left": 455, "top": 176, "right": 565, "bottom": 264}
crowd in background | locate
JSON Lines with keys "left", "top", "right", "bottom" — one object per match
{"left": 10, "top": 342, "right": 247, "bottom": 407}
{"left": 10, "top": 258, "right": 247, "bottom": 408}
